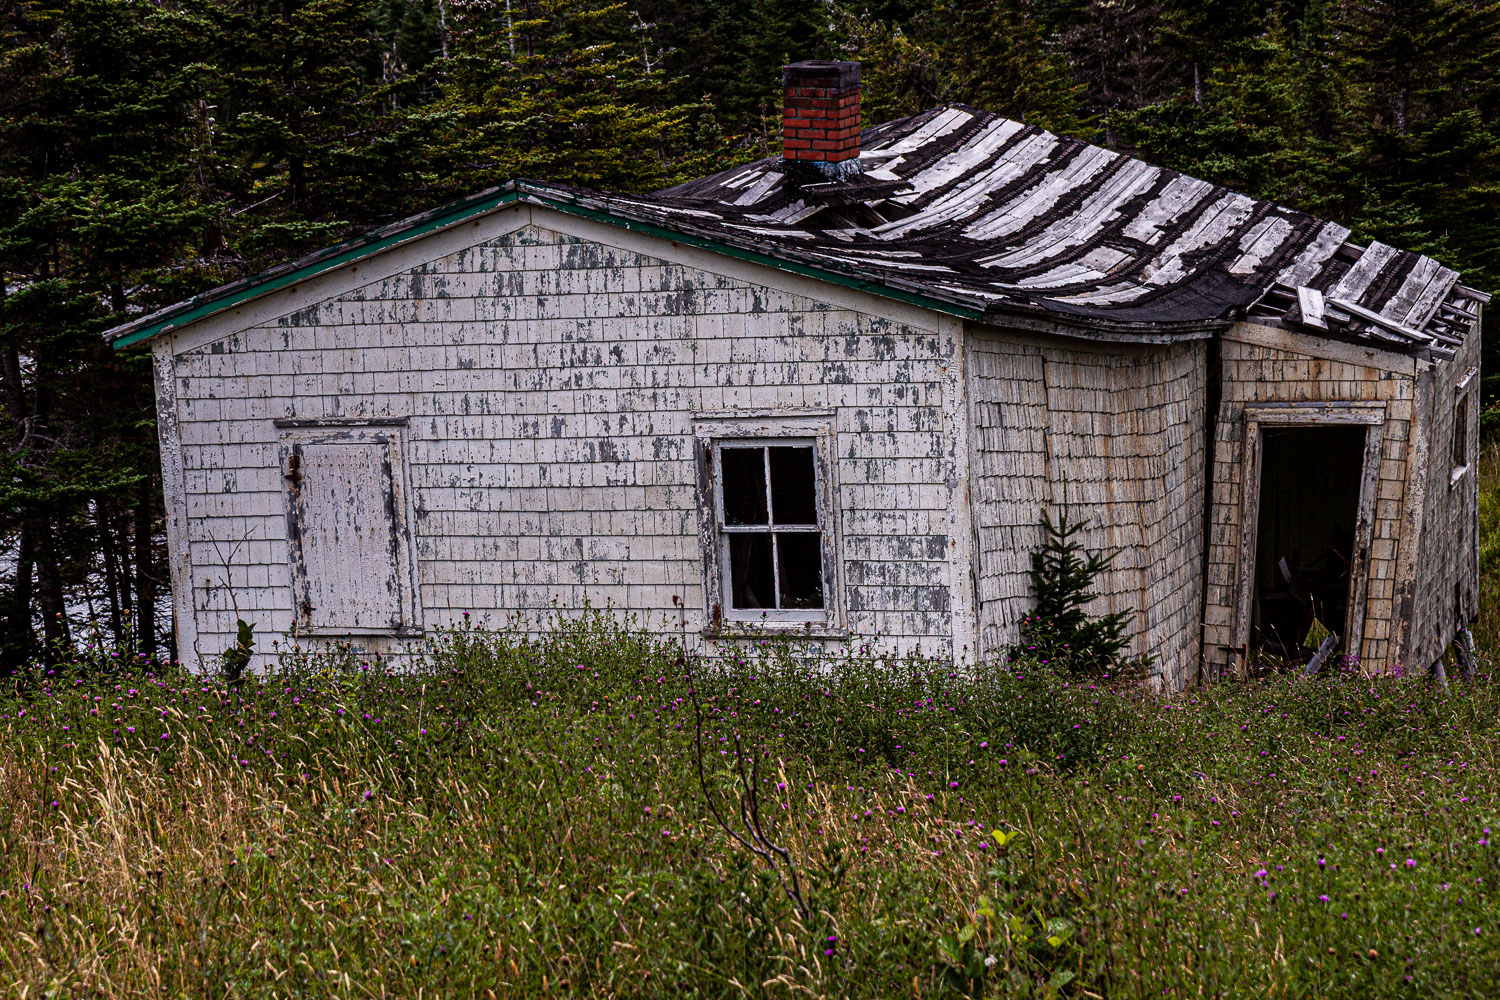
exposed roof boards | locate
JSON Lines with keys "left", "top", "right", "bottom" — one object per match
{"left": 107, "top": 104, "right": 1486, "bottom": 355}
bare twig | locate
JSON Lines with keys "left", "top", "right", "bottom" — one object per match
{"left": 203, "top": 528, "right": 256, "bottom": 674}
{"left": 688, "top": 658, "right": 810, "bottom": 921}
{"left": 231, "top": 190, "right": 284, "bottom": 216}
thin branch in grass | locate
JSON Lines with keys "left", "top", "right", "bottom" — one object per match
{"left": 687, "top": 657, "right": 809, "bottom": 921}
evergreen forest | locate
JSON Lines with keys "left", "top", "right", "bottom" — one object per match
{"left": 2, "top": 0, "right": 1498, "bottom": 665}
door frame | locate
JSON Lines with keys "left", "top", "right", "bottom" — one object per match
{"left": 1233, "top": 403, "right": 1385, "bottom": 672}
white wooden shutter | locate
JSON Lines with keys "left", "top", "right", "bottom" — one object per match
{"left": 289, "top": 438, "right": 406, "bottom": 631}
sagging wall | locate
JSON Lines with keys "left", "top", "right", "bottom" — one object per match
{"left": 966, "top": 329, "right": 1206, "bottom": 688}
{"left": 1409, "top": 308, "right": 1482, "bottom": 668}
{"left": 156, "top": 208, "right": 971, "bottom": 668}
{"left": 1203, "top": 323, "right": 1421, "bottom": 675}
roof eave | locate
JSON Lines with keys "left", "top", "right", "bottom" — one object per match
{"left": 109, "top": 180, "right": 1002, "bottom": 351}
{"left": 974, "top": 302, "right": 1229, "bottom": 344}
{"left": 112, "top": 175, "right": 1442, "bottom": 353}
{"left": 108, "top": 183, "right": 526, "bottom": 349}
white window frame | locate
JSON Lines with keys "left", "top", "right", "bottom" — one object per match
{"left": 693, "top": 412, "right": 843, "bottom": 636}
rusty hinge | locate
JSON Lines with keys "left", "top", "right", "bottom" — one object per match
{"left": 285, "top": 453, "right": 302, "bottom": 486}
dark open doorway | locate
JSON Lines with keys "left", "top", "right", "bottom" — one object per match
{"left": 1251, "top": 425, "right": 1367, "bottom": 660}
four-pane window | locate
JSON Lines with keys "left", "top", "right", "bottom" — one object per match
{"left": 714, "top": 441, "right": 827, "bottom": 620}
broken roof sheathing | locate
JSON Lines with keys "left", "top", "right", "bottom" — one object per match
{"left": 642, "top": 105, "right": 1486, "bottom": 355}
{"left": 108, "top": 104, "right": 1486, "bottom": 355}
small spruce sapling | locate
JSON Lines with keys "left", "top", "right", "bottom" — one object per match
{"left": 1015, "top": 509, "right": 1145, "bottom": 675}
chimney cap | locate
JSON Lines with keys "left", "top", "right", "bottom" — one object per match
{"left": 782, "top": 60, "right": 860, "bottom": 91}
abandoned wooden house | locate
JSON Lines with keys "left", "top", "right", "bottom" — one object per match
{"left": 108, "top": 61, "right": 1486, "bottom": 688}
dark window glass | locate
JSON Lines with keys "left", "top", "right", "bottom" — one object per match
{"left": 1454, "top": 394, "right": 1469, "bottom": 470}
{"left": 776, "top": 533, "right": 825, "bottom": 609}
{"left": 721, "top": 447, "right": 768, "bottom": 525}
{"left": 769, "top": 447, "right": 817, "bottom": 525}
{"left": 729, "top": 534, "right": 774, "bottom": 609}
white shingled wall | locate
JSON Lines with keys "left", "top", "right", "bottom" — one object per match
{"left": 155, "top": 206, "right": 972, "bottom": 668}
{"left": 966, "top": 330, "right": 1206, "bottom": 686}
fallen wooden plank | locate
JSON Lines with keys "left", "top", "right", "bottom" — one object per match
{"left": 1326, "top": 296, "right": 1434, "bottom": 343}
{"left": 891, "top": 118, "right": 1024, "bottom": 199}
{"left": 1303, "top": 632, "right": 1340, "bottom": 677}
{"left": 1455, "top": 626, "right": 1476, "bottom": 681}
{"left": 1329, "top": 241, "right": 1399, "bottom": 305}
{"left": 1141, "top": 192, "right": 1256, "bottom": 287}
{"left": 1381, "top": 254, "right": 1446, "bottom": 324}
{"left": 979, "top": 159, "right": 1159, "bottom": 269}
{"left": 1274, "top": 221, "right": 1351, "bottom": 287}
{"left": 1228, "top": 215, "right": 1297, "bottom": 275}
{"left": 1296, "top": 286, "right": 1327, "bottom": 328}
{"left": 1120, "top": 175, "right": 1216, "bottom": 244}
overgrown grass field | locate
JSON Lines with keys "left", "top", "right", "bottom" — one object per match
{"left": 6, "top": 622, "right": 1500, "bottom": 998}
{"left": 4, "top": 445, "right": 1500, "bottom": 998}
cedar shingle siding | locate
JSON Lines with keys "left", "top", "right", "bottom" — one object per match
{"left": 161, "top": 220, "right": 967, "bottom": 666}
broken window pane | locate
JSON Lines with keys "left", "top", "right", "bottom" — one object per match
{"left": 776, "top": 532, "right": 824, "bottom": 609}
{"left": 769, "top": 446, "right": 817, "bottom": 525}
{"left": 729, "top": 533, "right": 774, "bottom": 609}
{"left": 721, "top": 447, "right": 768, "bottom": 525}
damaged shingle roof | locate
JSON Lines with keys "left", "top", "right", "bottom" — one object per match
{"left": 607, "top": 104, "right": 1483, "bottom": 355}
{"left": 108, "top": 103, "right": 1487, "bottom": 355}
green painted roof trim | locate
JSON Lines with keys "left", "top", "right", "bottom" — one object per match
{"left": 107, "top": 180, "right": 983, "bottom": 351}
{"left": 109, "top": 185, "right": 524, "bottom": 349}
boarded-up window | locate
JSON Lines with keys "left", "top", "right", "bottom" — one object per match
{"left": 281, "top": 425, "right": 414, "bottom": 633}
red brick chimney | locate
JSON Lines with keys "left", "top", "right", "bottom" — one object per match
{"left": 781, "top": 60, "right": 862, "bottom": 177}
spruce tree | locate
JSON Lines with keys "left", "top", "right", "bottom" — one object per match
{"left": 420, "top": 0, "right": 723, "bottom": 194}
{"left": 1062, "top": 0, "right": 1172, "bottom": 122}
{"left": 846, "top": 0, "right": 1092, "bottom": 137}
{"left": 927, "top": 0, "right": 1091, "bottom": 135}
{"left": 1014, "top": 509, "right": 1137, "bottom": 674}
{"left": 0, "top": 0, "right": 215, "bottom": 665}
{"left": 1333, "top": 0, "right": 1500, "bottom": 294}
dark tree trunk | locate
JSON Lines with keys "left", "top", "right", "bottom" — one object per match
{"left": 33, "top": 517, "right": 69, "bottom": 650}
{"left": 134, "top": 475, "right": 157, "bottom": 658}
{"left": 1, "top": 275, "right": 39, "bottom": 669}
{"left": 0, "top": 347, "right": 24, "bottom": 430}
{"left": 100, "top": 499, "right": 125, "bottom": 644}
{"left": 1, "top": 523, "right": 37, "bottom": 673}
